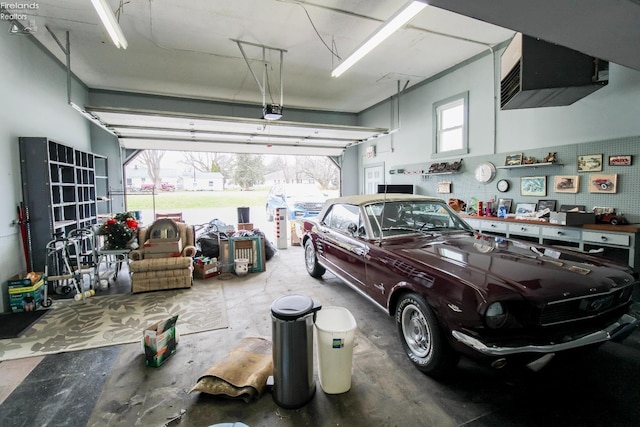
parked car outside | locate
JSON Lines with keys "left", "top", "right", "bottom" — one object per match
{"left": 265, "top": 183, "right": 334, "bottom": 221}
{"left": 302, "top": 194, "right": 639, "bottom": 377}
{"left": 138, "top": 182, "right": 175, "bottom": 191}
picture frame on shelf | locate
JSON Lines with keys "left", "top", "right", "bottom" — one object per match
{"left": 537, "top": 199, "right": 557, "bottom": 212}
{"left": 589, "top": 173, "right": 618, "bottom": 193}
{"left": 554, "top": 175, "right": 579, "bottom": 193}
{"left": 577, "top": 154, "right": 603, "bottom": 172}
{"left": 505, "top": 153, "right": 523, "bottom": 166}
{"left": 515, "top": 203, "right": 537, "bottom": 215}
{"left": 520, "top": 176, "right": 546, "bottom": 197}
{"left": 608, "top": 155, "right": 632, "bottom": 166}
{"left": 498, "top": 198, "right": 513, "bottom": 213}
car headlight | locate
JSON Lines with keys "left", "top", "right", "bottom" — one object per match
{"left": 485, "top": 302, "right": 508, "bottom": 329}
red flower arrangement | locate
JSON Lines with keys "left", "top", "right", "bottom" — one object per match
{"left": 101, "top": 212, "right": 139, "bottom": 249}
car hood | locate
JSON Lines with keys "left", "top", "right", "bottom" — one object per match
{"left": 390, "top": 233, "right": 635, "bottom": 302}
{"left": 286, "top": 195, "right": 326, "bottom": 204}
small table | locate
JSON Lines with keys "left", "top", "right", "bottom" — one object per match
{"left": 95, "top": 248, "right": 131, "bottom": 287}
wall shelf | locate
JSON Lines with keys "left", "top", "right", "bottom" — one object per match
{"left": 497, "top": 162, "right": 563, "bottom": 170}
{"left": 421, "top": 171, "right": 460, "bottom": 177}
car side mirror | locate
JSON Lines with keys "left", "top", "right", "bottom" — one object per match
{"left": 347, "top": 223, "right": 358, "bottom": 235}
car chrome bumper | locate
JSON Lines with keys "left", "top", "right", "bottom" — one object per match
{"left": 452, "top": 313, "right": 639, "bottom": 356}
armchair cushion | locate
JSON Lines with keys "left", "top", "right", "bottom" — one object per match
{"left": 129, "top": 220, "right": 197, "bottom": 293}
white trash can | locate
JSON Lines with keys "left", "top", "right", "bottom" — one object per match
{"left": 314, "top": 306, "right": 357, "bottom": 394}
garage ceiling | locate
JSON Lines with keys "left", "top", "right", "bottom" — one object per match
{"left": 8, "top": 0, "right": 640, "bottom": 155}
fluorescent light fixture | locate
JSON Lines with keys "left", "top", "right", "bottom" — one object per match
{"left": 90, "top": 0, "right": 128, "bottom": 49}
{"left": 331, "top": 1, "right": 426, "bottom": 77}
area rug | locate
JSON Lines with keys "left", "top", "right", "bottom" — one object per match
{"left": 0, "top": 283, "right": 228, "bottom": 362}
{"left": 0, "top": 310, "right": 50, "bottom": 339}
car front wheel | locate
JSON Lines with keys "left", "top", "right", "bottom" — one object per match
{"left": 396, "top": 293, "right": 459, "bottom": 377}
{"left": 304, "top": 239, "right": 325, "bottom": 278}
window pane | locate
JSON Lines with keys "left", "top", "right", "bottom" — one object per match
{"left": 441, "top": 103, "right": 463, "bottom": 129}
{"left": 440, "top": 128, "right": 462, "bottom": 151}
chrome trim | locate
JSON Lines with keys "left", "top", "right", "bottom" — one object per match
{"left": 452, "top": 313, "right": 639, "bottom": 356}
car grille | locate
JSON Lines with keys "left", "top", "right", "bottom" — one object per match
{"left": 298, "top": 203, "right": 323, "bottom": 211}
{"left": 539, "top": 286, "right": 633, "bottom": 326}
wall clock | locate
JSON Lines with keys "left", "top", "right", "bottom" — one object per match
{"left": 497, "top": 179, "right": 510, "bottom": 192}
{"left": 474, "top": 161, "right": 496, "bottom": 184}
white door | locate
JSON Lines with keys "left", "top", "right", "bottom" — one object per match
{"left": 364, "top": 165, "right": 384, "bottom": 194}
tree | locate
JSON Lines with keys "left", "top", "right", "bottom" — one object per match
{"left": 233, "top": 154, "right": 265, "bottom": 190}
{"left": 298, "top": 156, "right": 339, "bottom": 189}
{"left": 138, "top": 150, "right": 165, "bottom": 187}
{"left": 181, "top": 152, "right": 234, "bottom": 175}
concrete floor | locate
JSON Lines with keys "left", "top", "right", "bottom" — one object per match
{"left": 1, "top": 245, "right": 640, "bottom": 427}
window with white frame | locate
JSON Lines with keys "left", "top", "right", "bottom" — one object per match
{"left": 432, "top": 92, "right": 469, "bottom": 157}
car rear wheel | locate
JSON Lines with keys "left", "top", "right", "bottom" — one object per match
{"left": 396, "top": 293, "right": 459, "bottom": 377}
{"left": 304, "top": 239, "right": 325, "bottom": 278}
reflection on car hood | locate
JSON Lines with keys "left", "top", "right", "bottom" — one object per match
{"left": 391, "top": 233, "right": 635, "bottom": 301}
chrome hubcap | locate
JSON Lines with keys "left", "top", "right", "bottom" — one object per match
{"left": 402, "top": 303, "right": 431, "bottom": 357}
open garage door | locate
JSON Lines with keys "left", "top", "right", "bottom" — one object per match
{"left": 85, "top": 107, "right": 389, "bottom": 156}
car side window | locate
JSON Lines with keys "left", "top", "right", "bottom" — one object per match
{"left": 325, "top": 204, "right": 360, "bottom": 233}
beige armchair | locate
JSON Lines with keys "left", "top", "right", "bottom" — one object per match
{"left": 129, "top": 219, "right": 197, "bottom": 293}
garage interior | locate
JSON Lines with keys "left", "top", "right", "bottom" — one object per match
{"left": 1, "top": 1, "right": 640, "bottom": 426}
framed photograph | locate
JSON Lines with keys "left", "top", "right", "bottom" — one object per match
{"left": 505, "top": 153, "right": 523, "bottom": 166}
{"left": 554, "top": 175, "right": 579, "bottom": 193}
{"left": 577, "top": 154, "right": 603, "bottom": 172}
{"left": 608, "top": 155, "right": 632, "bottom": 166}
{"left": 537, "top": 199, "right": 557, "bottom": 211}
{"left": 589, "top": 173, "right": 618, "bottom": 193}
{"left": 498, "top": 198, "right": 513, "bottom": 213}
{"left": 437, "top": 181, "right": 451, "bottom": 193}
{"left": 515, "top": 203, "right": 537, "bottom": 215}
{"left": 520, "top": 176, "right": 547, "bottom": 197}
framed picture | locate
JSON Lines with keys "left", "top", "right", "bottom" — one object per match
{"left": 554, "top": 175, "right": 579, "bottom": 193}
{"left": 515, "top": 203, "right": 537, "bottom": 215}
{"left": 498, "top": 198, "right": 513, "bottom": 213}
{"left": 537, "top": 199, "right": 557, "bottom": 211}
{"left": 577, "top": 154, "right": 603, "bottom": 172}
{"left": 505, "top": 153, "right": 523, "bottom": 166}
{"left": 520, "top": 176, "right": 546, "bottom": 197}
{"left": 437, "top": 181, "right": 451, "bottom": 193}
{"left": 608, "top": 155, "right": 632, "bottom": 166}
{"left": 589, "top": 173, "right": 618, "bottom": 193}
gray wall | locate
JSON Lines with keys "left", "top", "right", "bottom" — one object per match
{"left": 354, "top": 49, "right": 640, "bottom": 222}
{"left": 0, "top": 30, "right": 92, "bottom": 311}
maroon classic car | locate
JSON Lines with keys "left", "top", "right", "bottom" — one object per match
{"left": 302, "top": 194, "right": 638, "bottom": 377}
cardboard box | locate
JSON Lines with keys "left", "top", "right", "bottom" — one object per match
{"left": 237, "top": 223, "right": 253, "bottom": 231}
{"left": 549, "top": 212, "right": 596, "bottom": 226}
{"left": 143, "top": 315, "right": 179, "bottom": 367}
{"left": 144, "top": 237, "right": 182, "bottom": 256}
{"left": 8, "top": 273, "right": 45, "bottom": 312}
{"left": 193, "top": 262, "right": 220, "bottom": 279}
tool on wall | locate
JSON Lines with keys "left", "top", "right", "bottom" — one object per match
{"left": 16, "top": 202, "right": 33, "bottom": 272}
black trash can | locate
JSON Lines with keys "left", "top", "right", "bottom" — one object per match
{"left": 237, "top": 206, "right": 250, "bottom": 223}
{"left": 271, "top": 294, "right": 322, "bottom": 409}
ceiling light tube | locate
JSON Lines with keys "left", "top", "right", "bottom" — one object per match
{"left": 90, "top": 0, "right": 128, "bottom": 49}
{"left": 331, "top": 0, "right": 426, "bottom": 77}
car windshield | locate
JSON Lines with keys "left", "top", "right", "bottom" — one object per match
{"left": 364, "top": 200, "right": 472, "bottom": 238}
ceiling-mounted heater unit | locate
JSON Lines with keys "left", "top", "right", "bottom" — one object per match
{"left": 500, "top": 33, "right": 609, "bottom": 110}
{"left": 263, "top": 103, "right": 283, "bottom": 121}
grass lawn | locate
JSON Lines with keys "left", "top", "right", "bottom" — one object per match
{"left": 126, "top": 190, "right": 269, "bottom": 210}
